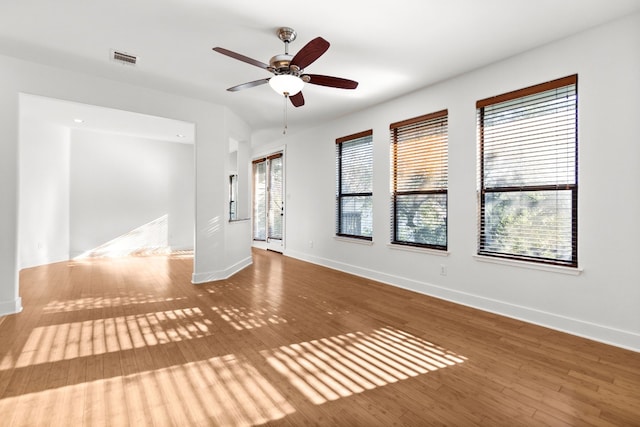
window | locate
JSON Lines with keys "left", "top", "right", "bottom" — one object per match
{"left": 390, "top": 110, "right": 448, "bottom": 249}
{"left": 229, "top": 174, "right": 238, "bottom": 220}
{"left": 336, "top": 130, "right": 373, "bottom": 240}
{"left": 477, "top": 75, "right": 578, "bottom": 267}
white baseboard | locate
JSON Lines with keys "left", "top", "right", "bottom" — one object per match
{"left": 0, "top": 297, "right": 22, "bottom": 317}
{"left": 169, "top": 245, "right": 194, "bottom": 252}
{"left": 191, "top": 256, "right": 252, "bottom": 284}
{"left": 285, "top": 249, "right": 640, "bottom": 353}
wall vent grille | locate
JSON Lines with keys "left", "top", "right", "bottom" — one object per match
{"left": 111, "top": 50, "right": 138, "bottom": 65}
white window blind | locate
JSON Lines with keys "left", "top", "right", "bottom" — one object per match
{"left": 477, "top": 75, "right": 578, "bottom": 266}
{"left": 336, "top": 130, "right": 373, "bottom": 240}
{"left": 390, "top": 110, "right": 448, "bottom": 249}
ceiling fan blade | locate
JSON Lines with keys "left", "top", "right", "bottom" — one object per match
{"left": 212, "top": 47, "right": 269, "bottom": 70}
{"left": 305, "top": 74, "right": 359, "bottom": 89}
{"left": 227, "top": 78, "right": 270, "bottom": 92}
{"left": 291, "top": 37, "right": 330, "bottom": 69}
{"left": 289, "top": 92, "right": 305, "bottom": 107}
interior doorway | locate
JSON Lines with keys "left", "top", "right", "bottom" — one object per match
{"left": 252, "top": 152, "right": 284, "bottom": 252}
{"left": 17, "top": 94, "right": 196, "bottom": 269}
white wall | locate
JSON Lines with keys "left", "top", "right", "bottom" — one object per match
{"left": 167, "top": 136, "right": 196, "bottom": 251}
{"left": 18, "top": 119, "right": 70, "bottom": 269}
{"left": 69, "top": 129, "right": 194, "bottom": 257}
{"left": 222, "top": 110, "right": 253, "bottom": 278}
{"left": 256, "top": 13, "right": 640, "bottom": 351}
{"left": 0, "top": 52, "right": 252, "bottom": 316}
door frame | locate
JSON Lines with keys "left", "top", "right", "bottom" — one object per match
{"left": 252, "top": 146, "right": 286, "bottom": 253}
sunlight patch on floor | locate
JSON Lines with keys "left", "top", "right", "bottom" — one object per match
{"left": 42, "top": 294, "right": 189, "bottom": 313}
{"left": 261, "top": 326, "right": 466, "bottom": 405}
{"left": 0, "top": 354, "right": 295, "bottom": 426}
{"left": 3, "top": 307, "right": 213, "bottom": 369}
{"left": 212, "top": 305, "right": 288, "bottom": 331}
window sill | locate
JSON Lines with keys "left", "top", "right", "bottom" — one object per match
{"left": 334, "top": 236, "right": 373, "bottom": 246}
{"left": 473, "top": 255, "right": 583, "bottom": 275}
{"left": 229, "top": 218, "right": 251, "bottom": 223}
{"left": 387, "top": 244, "right": 449, "bottom": 257}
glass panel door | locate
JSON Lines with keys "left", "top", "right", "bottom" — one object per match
{"left": 268, "top": 155, "right": 283, "bottom": 243}
{"left": 253, "top": 153, "right": 284, "bottom": 252}
{"left": 253, "top": 160, "right": 267, "bottom": 240}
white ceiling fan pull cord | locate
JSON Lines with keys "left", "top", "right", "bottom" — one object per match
{"left": 283, "top": 93, "right": 289, "bottom": 134}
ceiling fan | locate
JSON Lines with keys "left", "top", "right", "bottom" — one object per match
{"left": 213, "top": 27, "right": 358, "bottom": 107}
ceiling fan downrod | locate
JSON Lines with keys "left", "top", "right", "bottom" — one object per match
{"left": 277, "top": 27, "right": 297, "bottom": 55}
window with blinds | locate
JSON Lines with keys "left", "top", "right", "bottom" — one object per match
{"left": 390, "top": 110, "right": 448, "bottom": 249}
{"left": 477, "top": 75, "right": 578, "bottom": 266}
{"left": 336, "top": 130, "right": 373, "bottom": 240}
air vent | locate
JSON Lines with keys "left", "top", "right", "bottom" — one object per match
{"left": 111, "top": 50, "right": 138, "bottom": 66}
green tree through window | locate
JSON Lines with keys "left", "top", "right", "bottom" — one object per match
{"left": 390, "top": 110, "right": 448, "bottom": 249}
{"left": 477, "top": 75, "right": 578, "bottom": 266}
{"left": 336, "top": 130, "right": 373, "bottom": 240}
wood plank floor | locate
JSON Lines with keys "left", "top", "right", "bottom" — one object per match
{"left": 0, "top": 249, "right": 639, "bottom": 426}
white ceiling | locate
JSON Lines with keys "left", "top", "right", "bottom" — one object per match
{"left": 3, "top": 0, "right": 640, "bottom": 135}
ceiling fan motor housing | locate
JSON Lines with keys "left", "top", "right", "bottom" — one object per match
{"left": 269, "top": 54, "right": 294, "bottom": 74}
{"left": 268, "top": 55, "right": 309, "bottom": 82}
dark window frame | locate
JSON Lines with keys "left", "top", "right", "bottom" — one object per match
{"left": 336, "top": 129, "right": 374, "bottom": 241}
{"left": 390, "top": 110, "right": 448, "bottom": 250}
{"left": 477, "top": 75, "right": 578, "bottom": 267}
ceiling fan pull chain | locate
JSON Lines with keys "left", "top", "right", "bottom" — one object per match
{"left": 283, "top": 93, "right": 289, "bottom": 134}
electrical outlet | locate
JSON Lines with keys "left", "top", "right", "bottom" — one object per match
{"left": 440, "top": 264, "right": 447, "bottom": 276}
{"left": 309, "top": 240, "right": 314, "bottom": 248}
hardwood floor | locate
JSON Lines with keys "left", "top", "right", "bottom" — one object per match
{"left": 0, "top": 249, "right": 638, "bottom": 426}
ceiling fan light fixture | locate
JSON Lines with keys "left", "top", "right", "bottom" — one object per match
{"left": 269, "top": 74, "right": 304, "bottom": 96}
